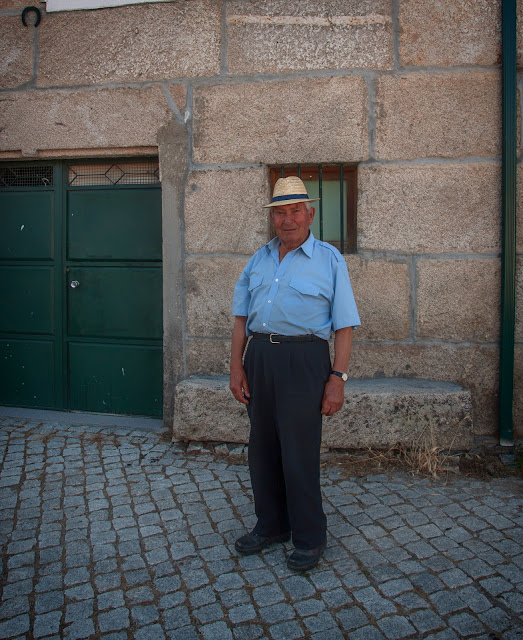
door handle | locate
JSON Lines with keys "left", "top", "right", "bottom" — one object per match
{"left": 70, "top": 280, "right": 80, "bottom": 289}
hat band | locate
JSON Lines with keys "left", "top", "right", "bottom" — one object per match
{"left": 271, "top": 193, "right": 309, "bottom": 203}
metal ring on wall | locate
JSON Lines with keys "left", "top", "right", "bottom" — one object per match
{"left": 22, "top": 6, "right": 41, "bottom": 27}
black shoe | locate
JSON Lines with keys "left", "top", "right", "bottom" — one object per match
{"left": 235, "top": 531, "right": 291, "bottom": 555}
{"left": 287, "top": 542, "right": 327, "bottom": 572}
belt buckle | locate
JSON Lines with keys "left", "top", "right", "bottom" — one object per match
{"left": 269, "top": 333, "right": 280, "bottom": 344}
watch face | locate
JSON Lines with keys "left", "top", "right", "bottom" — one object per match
{"left": 342, "top": 373, "right": 348, "bottom": 381}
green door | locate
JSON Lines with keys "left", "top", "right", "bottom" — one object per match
{"left": 0, "top": 161, "right": 163, "bottom": 416}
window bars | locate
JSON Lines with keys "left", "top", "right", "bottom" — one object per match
{"left": 0, "top": 161, "right": 161, "bottom": 188}
{"left": 67, "top": 161, "right": 160, "bottom": 186}
{"left": 0, "top": 166, "right": 54, "bottom": 188}
{"left": 270, "top": 165, "right": 357, "bottom": 254}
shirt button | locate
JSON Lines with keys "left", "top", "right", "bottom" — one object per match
{"left": 268, "top": 300, "right": 271, "bottom": 304}
{"left": 262, "top": 323, "right": 266, "bottom": 327}
{"left": 275, "top": 278, "right": 279, "bottom": 282}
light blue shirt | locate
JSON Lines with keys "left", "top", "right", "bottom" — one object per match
{"left": 232, "top": 232, "right": 360, "bottom": 340}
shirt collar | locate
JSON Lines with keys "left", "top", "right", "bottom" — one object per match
{"left": 301, "top": 231, "right": 315, "bottom": 257}
{"left": 266, "top": 231, "right": 315, "bottom": 258}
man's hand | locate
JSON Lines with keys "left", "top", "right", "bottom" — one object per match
{"left": 321, "top": 376, "right": 345, "bottom": 416}
{"left": 230, "top": 316, "right": 249, "bottom": 405}
{"left": 229, "top": 366, "right": 250, "bottom": 405}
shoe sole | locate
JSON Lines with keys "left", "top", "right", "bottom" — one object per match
{"left": 287, "top": 543, "right": 326, "bottom": 571}
{"left": 287, "top": 556, "right": 322, "bottom": 571}
{"left": 235, "top": 533, "right": 291, "bottom": 555}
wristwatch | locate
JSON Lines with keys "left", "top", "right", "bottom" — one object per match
{"left": 331, "top": 370, "right": 348, "bottom": 382}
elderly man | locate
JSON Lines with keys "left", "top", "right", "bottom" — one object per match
{"left": 230, "top": 176, "right": 360, "bottom": 571}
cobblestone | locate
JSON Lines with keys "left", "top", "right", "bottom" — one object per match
{"left": 0, "top": 417, "right": 522, "bottom": 639}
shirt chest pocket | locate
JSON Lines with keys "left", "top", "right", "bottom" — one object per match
{"left": 289, "top": 277, "right": 321, "bottom": 298}
{"left": 248, "top": 273, "right": 264, "bottom": 292}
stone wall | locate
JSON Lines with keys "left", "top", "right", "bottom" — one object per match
{"left": 1, "top": 0, "right": 522, "bottom": 437}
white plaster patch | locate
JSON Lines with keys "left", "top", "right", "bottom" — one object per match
{"left": 46, "top": 0, "right": 171, "bottom": 11}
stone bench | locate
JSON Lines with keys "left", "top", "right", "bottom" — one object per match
{"left": 173, "top": 376, "right": 473, "bottom": 450}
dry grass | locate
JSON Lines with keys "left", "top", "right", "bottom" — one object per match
{"left": 323, "top": 441, "right": 459, "bottom": 480}
{"left": 396, "top": 423, "right": 458, "bottom": 479}
{"left": 322, "top": 417, "right": 461, "bottom": 480}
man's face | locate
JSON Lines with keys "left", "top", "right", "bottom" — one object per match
{"left": 270, "top": 202, "right": 315, "bottom": 249}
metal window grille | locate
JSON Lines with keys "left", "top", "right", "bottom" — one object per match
{"left": 270, "top": 164, "right": 357, "bottom": 254}
{"left": 0, "top": 166, "right": 54, "bottom": 188}
{"left": 67, "top": 160, "right": 160, "bottom": 186}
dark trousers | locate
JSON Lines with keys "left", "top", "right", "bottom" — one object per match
{"left": 244, "top": 337, "right": 331, "bottom": 550}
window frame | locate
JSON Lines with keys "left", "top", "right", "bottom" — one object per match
{"left": 269, "top": 165, "right": 357, "bottom": 254}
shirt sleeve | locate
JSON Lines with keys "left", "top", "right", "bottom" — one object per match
{"left": 331, "top": 257, "right": 361, "bottom": 331}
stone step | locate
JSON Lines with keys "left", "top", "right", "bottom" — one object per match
{"left": 173, "top": 376, "right": 473, "bottom": 451}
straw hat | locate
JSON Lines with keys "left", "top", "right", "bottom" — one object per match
{"left": 263, "top": 176, "right": 320, "bottom": 208}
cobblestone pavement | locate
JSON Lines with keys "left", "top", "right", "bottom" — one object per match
{"left": 0, "top": 417, "right": 522, "bottom": 640}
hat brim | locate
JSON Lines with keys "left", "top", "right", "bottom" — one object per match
{"left": 263, "top": 196, "right": 320, "bottom": 208}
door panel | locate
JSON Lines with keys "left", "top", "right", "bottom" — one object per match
{"left": 64, "top": 169, "right": 162, "bottom": 416}
{"left": 67, "top": 189, "right": 162, "bottom": 260}
{"left": 0, "top": 339, "right": 55, "bottom": 407}
{"left": 0, "top": 192, "right": 54, "bottom": 260}
{"left": 67, "top": 267, "right": 162, "bottom": 339}
{"left": 0, "top": 267, "right": 54, "bottom": 335}
{"left": 68, "top": 342, "right": 162, "bottom": 416}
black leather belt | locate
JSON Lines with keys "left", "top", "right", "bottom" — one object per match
{"left": 252, "top": 332, "right": 325, "bottom": 344}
